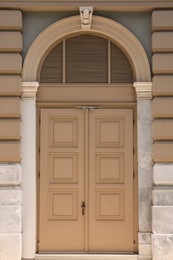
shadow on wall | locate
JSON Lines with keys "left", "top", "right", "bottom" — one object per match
{"left": 23, "top": 11, "right": 152, "bottom": 66}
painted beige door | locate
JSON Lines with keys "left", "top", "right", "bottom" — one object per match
{"left": 39, "top": 108, "right": 134, "bottom": 252}
{"left": 39, "top": 109, "right": 85, "bottom": 252}
{"left": 88, "top": 109, "right": 134, "bottom": 252}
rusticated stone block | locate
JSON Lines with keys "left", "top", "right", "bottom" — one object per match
{"left": 0, "top": 189, "right": 22, "bottom": 206}
{"left": 152, "top": 10, "right": 173, "bottom": 31}
{"left": 153, "top": 76, "right": 173, "bottom": 96}
{"left": 0, "top": 234, "right": 22, "bottom": 260}
{"left": 0, "top": 164, "right": 21, "bottom": 186}
{"left": 153, "top": 54, "right": 173, "bottom": 74}
{"left": 0, "top": 206, "right": 22, "bottom": 233}
{"left": 0, "top": 10, "right": 22, "bottom": 31}
{"left": 153, "top": 163, "right": 173, "bottom": 185}
{"left": 0, "top": 142, "right": 21, "bottom": 163}
{"left": 152, "top": 206, "right": 173, "bottom": 234}
{"left": 0, "top": 54, "right": 22, "bottom": 74}
{"left": 0, "top": 97, "right": 21, "bottom": 118}
{"left": 0, "top": 76, "right": 21, "bottom": 96}
{"left": 153, "top": 190, "right": 173, "bottom": 206}
{"left": 152, "top": 32, "right": 173, "bottom": 52}
{"left": 0, "top": 119, "right": 21, "bottom": 141}
{"left": 0, "top": 32, "right": 22, "bottom": 52}
{"left": 152, "top": 234, "right": 173, "bottom": 260}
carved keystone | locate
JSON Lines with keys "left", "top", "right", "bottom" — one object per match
{"left": 79, "top": 7, "right": 93, "bottom": 30}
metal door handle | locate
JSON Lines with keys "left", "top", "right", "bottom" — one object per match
{"left": 81, "top": 201, "right": 86, "bottom": 215}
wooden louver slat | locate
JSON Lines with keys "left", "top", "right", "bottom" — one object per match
{"left": 66, "top": 35, "right": 108, "bottom": 83}
{"left": 40, "top": 35, "right": 134, "bottom": 84}
{"left": 111, "top": 43, "right": 133, "bottom": 83}
{"left": 40, "top": 42, "right": 63, "bottom": 83}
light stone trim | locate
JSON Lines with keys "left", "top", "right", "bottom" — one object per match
{"left": 35, "top": 255, "right": 138, "bottom": 260}
{"left": 22, "top": 82, "right": 39, "bottom": 99}
{"left": 22, "top": 15, "right": 151, "bottom": 82}
{"left": 22, "top": 82, "right": 39, "bottom": 258}
{"left": 133, "top": 82, "right": 152, "bottom": 100}
{"left": 137, "top": 99, "right": 153, "bottom": 232}
{"left": 138, "top": 233, "right": 151, "bottom": 244}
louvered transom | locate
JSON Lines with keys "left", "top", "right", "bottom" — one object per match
{"left": 40, "top": 35, "right": 133, "bottom": 84}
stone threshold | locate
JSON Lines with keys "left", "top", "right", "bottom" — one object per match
{"left": 35, "top": 254, "right": 138, "bottom": 260}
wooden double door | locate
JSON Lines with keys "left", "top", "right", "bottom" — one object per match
{"left": 39, "top": 107, "right": 134, "bottom": 253}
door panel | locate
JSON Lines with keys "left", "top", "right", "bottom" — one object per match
{"left": 39, "top": 109, "right": 85, "bottom": 252}
{"left": 88, "top": 109, "right": 134, "bottom": 252}
{"left": 39, "top": 108, "right": 134, "bottom": 252}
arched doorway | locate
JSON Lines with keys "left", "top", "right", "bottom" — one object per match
{"left": 22, "top": 15, "right": 152, "bottom": 259}
{"left": 38, "top": 34, "right": 135, "bottom": 253}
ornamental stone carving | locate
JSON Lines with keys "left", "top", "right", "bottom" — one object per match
{"left": 79, "top": 7, "right": 93, "bottom": 30}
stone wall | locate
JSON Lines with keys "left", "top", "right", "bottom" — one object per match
{"left": 152, "top": 10, "right": 173, "bottom": 260}
{"left": 0, "top": 10, "right": 22, "bottom": 260}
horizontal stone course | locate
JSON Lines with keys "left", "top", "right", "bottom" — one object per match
{"left": 153, "top": 76, "right": 173, "bottom": 96}
{"left": 0, "top": 76, "right": 21, "bottom": 96}
{"left": 0, "top": 97, "right": 21, "bottom": 118}
{"left": 0, "top": 164, "right": 21, "bottom": 185}
{"left": 152, "top": 10, "right": 173, "bottom": 31}
{"left": 153, "top": 120, "right": 173, "bottom": 141}
{"left": 0, "top": 32, "right": 22, "bottom": 52}
{"left": 153, "top": 97, "right": 173, "bottom": 118}
{"left": 0, "top": 189, "right": 22, "bottom": 206}
{"left": 0, "top": 10, "right": 22, "bottom": 31}
{"left": 153, "top": 144, "right": 173, "bottom": 162}
{"left": 152, "top": 206, "right": 173, "bottom": 233}
{"left": 153, "top": 190, "right": 173, "bottom": 206}
{"left": 152, "top": 234, "right": 173, "bottom": 260}
{"left": 153, "top": 54, "right": 173, "bottom": 74}
{"left": 0, "top": 54, "right": 22, "bottom": 74}
{"left": 153, "top": 163, "right": 173, "bottom": 185}
{"left": 0, "top": 206, "right": 22, "bottom": 233}
{"left": 0, "top": 119, "right": 21, "bottom": 140}
{"left": 0, "top": 233, "right": 22, "bottom": 260}
{"left": 152, "top": 32, "right": 173, "bottom": 52}
{"left": 0, "top": 142, "right": 21, "bottom": 163}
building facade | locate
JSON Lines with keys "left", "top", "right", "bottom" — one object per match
{"left": 0, "top": 1, "right": 173, "bottom": 260}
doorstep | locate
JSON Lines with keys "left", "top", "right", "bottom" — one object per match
{"left": 35, "top": 254, "right": 138, "bottom": 260}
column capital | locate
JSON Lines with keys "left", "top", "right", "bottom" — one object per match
{"left": 133, "top": 82, "right": 152, "bottom": 100}
{"left": 22, "top": 82, "right": 39, "bottom": 99}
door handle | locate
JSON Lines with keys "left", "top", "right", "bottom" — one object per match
{"left": 81, "top": 201, "right": 86, "bottom": 215}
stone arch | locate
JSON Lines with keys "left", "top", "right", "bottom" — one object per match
{"left": 22, "top": 15, "right": 151, "bottom": 82}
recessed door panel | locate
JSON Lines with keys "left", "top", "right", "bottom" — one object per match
{"left": 39, "top": 108, "right": 134, "bottom": 253}
{"left": 39, "top": 109, "right": 85, "bottom": 252}
{"left": 88, "top": 109, "right": 134, "bottom": 252}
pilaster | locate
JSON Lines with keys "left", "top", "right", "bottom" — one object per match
{"left": 22, "top": 82, "right": 39, "bottom": 259}
{"left": 134, "top": 82, "right": 153, "bottom": 260}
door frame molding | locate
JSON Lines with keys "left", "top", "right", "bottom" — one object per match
{"left": 21, "top": 15, "right": 152, "bottom": 259}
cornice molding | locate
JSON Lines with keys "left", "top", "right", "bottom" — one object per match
{"left": 22, "top": 82, "right": 39, "bottom": 99}
{"left": 0, "top": 1, "right": 173, "bottom": 11}
{"left": 133, "top": 82, "right": 152, "bottom": 100}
